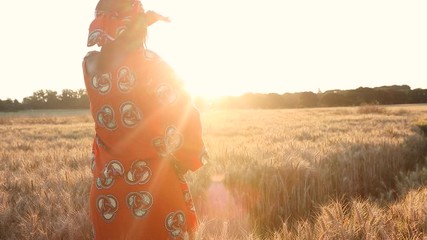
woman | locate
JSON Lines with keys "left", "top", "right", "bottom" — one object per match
{"left": 82, "top": 0, "right": 208, "bottom": 239}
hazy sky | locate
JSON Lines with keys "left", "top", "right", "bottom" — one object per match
{"left": 1, "top": 0, "right": 426, "bottom": 101}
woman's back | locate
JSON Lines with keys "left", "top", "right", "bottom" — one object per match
{"left": 83, "top": 2, "right": 207, "bottom": 239}
{"left": 84, "top": 49, "right": 165, "bottom": 158}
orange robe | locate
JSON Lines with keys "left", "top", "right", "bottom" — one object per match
{"left": 82, "top": 49, "right": 207, "bottom": 239}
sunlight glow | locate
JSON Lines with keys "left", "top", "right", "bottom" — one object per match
{"left": 0, "top": 0, "right": 425, "bottom": 100}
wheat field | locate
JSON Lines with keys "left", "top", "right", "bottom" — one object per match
{"left": 1, "top": 105, "right": 427, "bottom": 239}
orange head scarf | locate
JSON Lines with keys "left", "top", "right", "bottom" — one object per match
{"left": 87, "top": 0, "right": 145, "bottom": 47}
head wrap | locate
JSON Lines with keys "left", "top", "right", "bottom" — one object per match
{"left": 87, "top": 0, "right": 144, "bottom": 47}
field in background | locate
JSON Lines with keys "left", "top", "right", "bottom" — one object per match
{"left": 0, "top": 109, "right": 90, "bottom": 117}
{"left": 0, "top": 105, "right": 427, "bottom": 239}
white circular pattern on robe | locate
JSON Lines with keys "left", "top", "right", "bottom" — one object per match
{"left": 95, "top": 136, "right": 101, "bottom": 147}
{"left": 91, "top": 226, "right": 96, "bottom": 239}
{"left": 125, "top": 160, "right": 152, "bottom": 185}
{"left": 120, "top": 102, "right": 142, "bottom": 128}
{"left": 116, "top": 26, "right": 127, "bottom": 38}
{"left": 164, "top": 126, "right": 183, "bottom": 153}
{"left": 96, "top": 160, "right": 124, "bottom": 189}
{"left": 126, "top": 191, "right": 153, "bottom": 218}
{"left": 91, "top": 73, "right": 112, "bottom": 94}
{"left": 117, "top": 66, "right": 136, "bottom": 93}
{"left": 156, "top": 84, "right": 178, "bottom": 105}
{"left": 165, "top": 211, "right": 186, "bottom": 238}
{"left": 95, "top": 135, "right": 108, "bottom": 149}
{"left": 96, "top": 195, "right": 119, "bottom": 222}
{"left": 96, "top": 105, "right": 117, "bottom": 130}
{"left": 87, "top": 30, "right": 102, "bottom": 47}
{"left": 90, "top": 152, "right": 96, "bottom": 173}
{"left": 152, "top": 126, "right": 184, "bottom": 157}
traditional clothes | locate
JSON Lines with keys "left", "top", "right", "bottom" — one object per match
{"left": 83, "top": 2, "right": 207, "bottom": 239}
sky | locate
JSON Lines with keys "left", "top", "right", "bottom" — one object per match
{"left": 0, "top": 0, "right": 426, "bottom": 101}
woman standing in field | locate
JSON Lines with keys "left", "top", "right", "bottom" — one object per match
{"left": 82, "top": 0, "right": 207, "bottom": 239}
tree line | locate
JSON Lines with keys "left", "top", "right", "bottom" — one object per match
{"left": 0, "top": 89, "right": 89, "bottom": 112}
{"left": 1, "top": 85, "right": 426, "bottom": 112}
{"left": 205, "top": 85, "right": 427, "bottom": 109}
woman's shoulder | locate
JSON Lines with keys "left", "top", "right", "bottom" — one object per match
{"left": 142, "top": 49, "right": 174, "bottom": 70}
{"left": 83, "top": 51, "right": 101, "bottom": 77}
{"left": 84, "top": 50, "right": 100, "bottom": 59}
{"left": 144, "top": 49, "right": 161, "bottom": 61}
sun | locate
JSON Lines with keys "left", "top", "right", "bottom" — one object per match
{"left": 143, "top": 5, "right": 250, "bottom": 100}
{"left": 149, "top": 43, "right": 241, "bottom": 99}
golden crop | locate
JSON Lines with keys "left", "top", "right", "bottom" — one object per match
{"left": 1, "top": 105, "right": 426, "bottom": 239}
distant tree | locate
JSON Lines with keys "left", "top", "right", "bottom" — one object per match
{"left": 352, "top": 87, "right": 377, "bottom": 105}
{"left": 320, "top": 92, "right": 348, "bottom": 107}
{"left": 22, "top": 90, "right": 47, "bottom": 109}
{"left": 0, "top": 98, "right": 23, "bottom": 111}
{"left": 76, "top": 89, "right": 90, "bottom": 108}
{"left": 61, "top": 89, "right": 78, "bottom": 107}
{"left": 13, "top": 99, "right": 23, "bottom": 111}
{"left": 60, "top": 89, "right": 89, "bottom": 108}
{"left": 408, "top": 89, "right": 427, "bottom": 103}
{"left": 299, "top": 92, "right": 318, "bottom": 108}
{"left": 3, "top": 99, "right": 13, "bottom": 111}
{"left": 0, "top": 99, "right": 12, "bottom": 111}
{"left": 387, "top": 90, "right": 408, "bottom": 104}
{"left": 375, "top": 85, "right": 411, "bottom": 92}
{"left": 282, "top": 93, "right": 299, "bottom": 108}
{"left": 264, "top": 93, "right": 284, "bottom": 108}
{"left": 45, "top": 90, "right": 60, "bottom": 109}
{"left": 0, "top": 100, "right": 4, "bottom": 111}
{"left": 375, "top": 90, "right": 393, "bottom": 105}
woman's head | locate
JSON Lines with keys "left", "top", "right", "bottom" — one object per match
{"left": 87, "top": 0, "right": 146, "bottom": 47}
{"left": 95, "top": 0, "right": 143, "bottom": 16}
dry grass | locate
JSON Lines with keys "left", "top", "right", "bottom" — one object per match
{"left": 272, "top": 187, "right": 427, "bottom": 239}
{"left": 0, "top": 120, "right": 94, "bottom": 240}
{"left": 0, "top": 105, "right": 427, "bottom": 239}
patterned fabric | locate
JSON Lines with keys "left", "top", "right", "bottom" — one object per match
{"left": 87, "top": 0, "right": 144, "bottom": 47}
{"left": 83, "top": 48, "right": 207, "bottom": 239}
